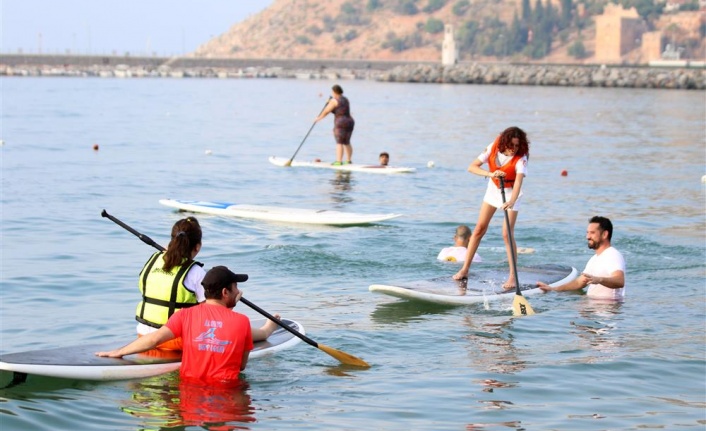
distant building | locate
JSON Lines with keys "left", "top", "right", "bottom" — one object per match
{"left": 442, "top": 25, "right": 458, "bottom": 66}
{"left": 653, "top": 11, "right": 706, "bottom": 60}
{"left": 594, "top": 4, "right": 647, "bottom": 63}
{"left": 641, "top": 31, "right": 663, "bottom": 62}
{"left": 664, "top": 0, "right": 685, "bottom": 13}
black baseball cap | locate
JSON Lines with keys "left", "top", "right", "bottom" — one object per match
{"left": 202, "top": 266, "right": 248, "bottom": 291}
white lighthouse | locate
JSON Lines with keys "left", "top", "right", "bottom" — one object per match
{"left": 442, "top": 24, "right": 458, "bottom": 66}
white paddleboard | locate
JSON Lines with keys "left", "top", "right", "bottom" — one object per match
{"left": 369, "top": 265, "right": 578, "bottom": 305}
{"left": 0, "top": 318, "right": 303, "bottom": 381}
{"left": 269, "top": 156, "right": 416, "bottom": 174}
{"left": 160, "top": 199, "right": 402, "bottom": 226}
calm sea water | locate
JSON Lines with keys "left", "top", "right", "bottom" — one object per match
{"left": 1, "top": 76, "right": 704, "bottom": 431}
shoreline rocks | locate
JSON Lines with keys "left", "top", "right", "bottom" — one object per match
{"left": 1, "top": 56, "right": 704, "bottom": 90}
{"left": 378, "top": 63, "right": 706, "bottom": 90}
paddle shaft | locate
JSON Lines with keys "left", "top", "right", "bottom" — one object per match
{"left": 101, "top": 210, "right": 162, "bottom": 250}
{"left": 101, "top": 210, "right": 324, "bottom": 349}
{"left": 498, "top": 178, "right": 522, "bottom": 296}
{"left": 285, "top": 97, "right": 331, "bottom": 166}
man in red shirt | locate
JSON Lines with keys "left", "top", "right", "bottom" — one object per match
{"left": 97, "top": 266, "right": 279, "bottom": 383}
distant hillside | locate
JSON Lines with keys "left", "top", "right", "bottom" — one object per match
{"left": 191, "top": 0, "right": 705, "bottom": 63}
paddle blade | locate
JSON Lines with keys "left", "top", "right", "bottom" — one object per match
{"left": 512, "top": 294, "right": 535, "bottom": 316}
{"left": 318, "top": 344, "right": 370, "bottom": 368}
{"left": 283, "top": 160, "right": 293, "bottom": 167}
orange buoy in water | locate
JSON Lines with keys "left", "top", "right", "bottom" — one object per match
{"left": 561, "top": 170, "right": 568, "bottom": 176}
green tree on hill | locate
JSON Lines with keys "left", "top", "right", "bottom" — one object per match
{"left": 423, "top": 0, "right": 448, "bottom": 13}
{"left": 560, "top": 0, "right": 573, "bottom": 28}
{"left": 367, "top": 0, "right": 383, "bottom": 11}
{"left": 510, "top": 12, "right": 529, "bottom": 53}
{"left": 425, "top": 18, "right": 445, "bottom": 34}
{"left": 452, "top": 0, "right": 470, "bottom": 16}
{"left": 395, "top": 0, "right": 419, "bottom": 15}
{"left": 618, "top": 0, "right": 664, "bottom": 20}
{"left": 522, "top": 0, "right": 532, "bottom": 22}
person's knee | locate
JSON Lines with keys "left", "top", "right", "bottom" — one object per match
{"left": 473, "top": 225, "right": 488, "bottom": 237}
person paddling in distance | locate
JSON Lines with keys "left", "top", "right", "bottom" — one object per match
{"left": 538, "top": 216, "right": 626, "bottom": 300}
{"left": 453, "top": 126, "right": 530, "bottom": 290}
{"left": 98, "top": 266, "right": 281, "bottom": 384}
{"left": 437, "top": 225, "right": 483, "bottom": 263}
{"left": 315, "top": 84, "right": 355, "bottom": 166}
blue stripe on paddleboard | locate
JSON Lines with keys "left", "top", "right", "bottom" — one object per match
{"left": 174, "top": 200, "right": 234, "bottom": 209}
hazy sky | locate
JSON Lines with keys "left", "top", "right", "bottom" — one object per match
{"left": 2, "top": 0, "right": 273, "bottom": 56}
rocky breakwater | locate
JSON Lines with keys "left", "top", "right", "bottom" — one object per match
{"left": 378, "top": 63, "right": 706, "bottom": 90}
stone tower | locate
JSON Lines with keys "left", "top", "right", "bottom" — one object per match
{"left": 442, "top": 24, "right": 458, "bottom": 66}
{"left": 641, "top": 31, "right": 663, "bottom": 62}
{"left": 595, "top": 4, "right": 647, "bottom": 63}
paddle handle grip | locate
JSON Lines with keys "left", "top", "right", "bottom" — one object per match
{"left": 102, "top": 210, "right": 165, "bottom": 252}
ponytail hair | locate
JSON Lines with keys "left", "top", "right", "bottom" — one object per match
{"left": 163, "top": 217, "right": 202, "bottom": 272}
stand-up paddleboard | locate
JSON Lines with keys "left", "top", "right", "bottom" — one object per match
{"left": 0, "top": 318, "right": 303, "bottom": 382}
{"left": 269, "top": 156, "right": 416, "bottom": 174}
{"left": 369, "top": 265, "right": 578, "bottom": 305}
{"left": 160, "top": 199, "right": 401, "bottom": 226}
{"left": 249, "top": 318, "right": 303, "bottom": 358}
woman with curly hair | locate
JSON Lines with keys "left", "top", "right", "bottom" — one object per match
{"left": 453, "top": 126, "right": 530, "bottom": 289}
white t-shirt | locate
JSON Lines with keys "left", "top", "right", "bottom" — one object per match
{"left": 584, "top": 246, "right": 626, "bottom": 300}
{"left": 478, "top": 143, "right": 528, "bottom": 210}
{"left": 437, "top": 246, "right": 482, "bottom": 263}
{"left": 136, "top": 264, "right": 207, "bottom": 335}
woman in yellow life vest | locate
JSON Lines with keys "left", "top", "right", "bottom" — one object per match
{"left": 453, "top": 126, "right": 530, "bottom": 290}
{"left": 136, "top": 217, "right": 205, "bottom": 350}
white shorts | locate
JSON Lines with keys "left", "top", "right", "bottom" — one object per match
{"left": 482, "top": 181, "right": 523, "bottom": 211}
{"left": 136, "top": 322, "right": 158, "bottom": 335}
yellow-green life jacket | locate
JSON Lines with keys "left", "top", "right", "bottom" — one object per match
{"left": 136, "top": 251, "right": 200, "bottom": 328}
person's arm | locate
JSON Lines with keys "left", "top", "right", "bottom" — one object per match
{"left": 315, "top": 99, "right": 337, "bottom": 122}
{"left": 468, "top": 148, "right": 507, "bottom": 180}
{"left": 251, "top": 313, "right": 281, "bottom": 341}
{"left": 454, "top": 247, "right": 474, "bottom": 279}
{"left": 467, "top": 158, "right": 498, "bottom": 178}
{"left": 186, "top": 264, "right": 207, "bottom": 303}
{"left": 538, "top": 273, "right": 589, "bottom": 292}
{"left": 583, "top": 270, "right": 625, "bottom": 289}
{"left": 95, "top": 326, "right": 176, "bottom": 358}
{"left": 503, "top": 173, "right": 524, "bottom": 210}
{"left": 240, "top": 349, "right": 250, "bottom": 371}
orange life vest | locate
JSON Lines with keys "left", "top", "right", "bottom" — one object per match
{"left": 487, "top": 136, "right": 521, "bottom": 189}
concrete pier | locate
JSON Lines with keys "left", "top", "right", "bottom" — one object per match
{"left": 1, "top": 54, "right": 704, "bottom": 90}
